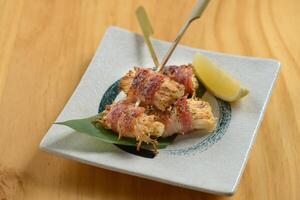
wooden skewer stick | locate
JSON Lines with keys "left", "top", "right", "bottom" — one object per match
{"left": 136, "top": 6, "right": 160, "bottom": 68}
{"left": 157, "top": 0, "right": 211, "bottom": 72}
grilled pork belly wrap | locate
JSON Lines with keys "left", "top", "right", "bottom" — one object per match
{"left": 120, "top": 68, "right": 185, "bottom": 111}
{"left": 149, "top": 96, "right": 216, "bottom": 137}
{"left": 96, "top": 100, "right": 165, "bottom": 150}
{"left": 162, "top": 64, "right": 198, "bottom": 95}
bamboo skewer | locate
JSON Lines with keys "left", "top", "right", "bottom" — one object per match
{"left": 136, "top": 6, "right": 160, "bottom": 68}
{"left": 158, "top": 0, "right": 211, "bottom": 71}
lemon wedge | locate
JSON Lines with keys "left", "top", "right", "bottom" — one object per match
{"left": 192, "top": 53, "right": 249, "bottom": 102}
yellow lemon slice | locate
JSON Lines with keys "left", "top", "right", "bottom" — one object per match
{"left": 192, "top": 53, "right": 249, "bottom": 102}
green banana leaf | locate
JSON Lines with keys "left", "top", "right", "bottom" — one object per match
{"left": 55, "top": 114, "right": 175, "bottom": 149}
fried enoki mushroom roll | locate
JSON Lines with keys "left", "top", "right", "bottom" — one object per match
{"left": 96, "top": 100, "right": 165, "bottom": 150}
{"left": 150, "top": 96, "right": 216, "bottom": 137}
{"left": 120, "top": 68, "right": 185, "bottom": 111}
{"left": 162, "top": 64, "right": 199, "bottom": 95}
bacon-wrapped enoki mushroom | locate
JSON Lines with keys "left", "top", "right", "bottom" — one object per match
{"left": 162, "top": 64, "right": 198, "bottom": 95}
{"left": 120, "top": 68, "right": 185, "bottom": 111}
{"left": 96, "top": 100, "right": 165, "bottom": 150}
{"left": 151, "top": 96, "right": 216, "bottom": 137}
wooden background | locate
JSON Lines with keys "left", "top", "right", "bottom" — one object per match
{"left": 1, "top": 0, "right": 299, "bottom": 199}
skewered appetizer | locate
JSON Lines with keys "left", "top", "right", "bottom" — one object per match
{"left": 97, "top": 97, "right": 216, "bottom": 151}
{"left": 162, "top": 64, "right": 199, "bottom": 95}
{"left": 115, "top": 65, "right": 216, "bottom": 151}
{"left": 148, "top": 96, "right": 216, "bottom": 138}
{"left": 57, "top": 54, "right": 249, "bottom": 154}
{"left": 120, "top": 67, "right": 185, "bottom": 111}
{"left": 96, "top": 100, "right": 165, "bottom": 150}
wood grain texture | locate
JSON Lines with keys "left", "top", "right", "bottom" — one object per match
{"left": 0, "top": 0, "right": 299, "bottom": 199}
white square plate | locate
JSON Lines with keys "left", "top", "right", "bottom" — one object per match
{"left": 40, "top": 27, "right": 280, "bottom": 195}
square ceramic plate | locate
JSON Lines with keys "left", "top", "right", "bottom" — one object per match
{"left": 40, "top": 26, "right": 280, "bottom": 195}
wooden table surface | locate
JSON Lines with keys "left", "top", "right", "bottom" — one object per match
{"left": 1, "top": 0, "right": 300, "bottom": 199}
